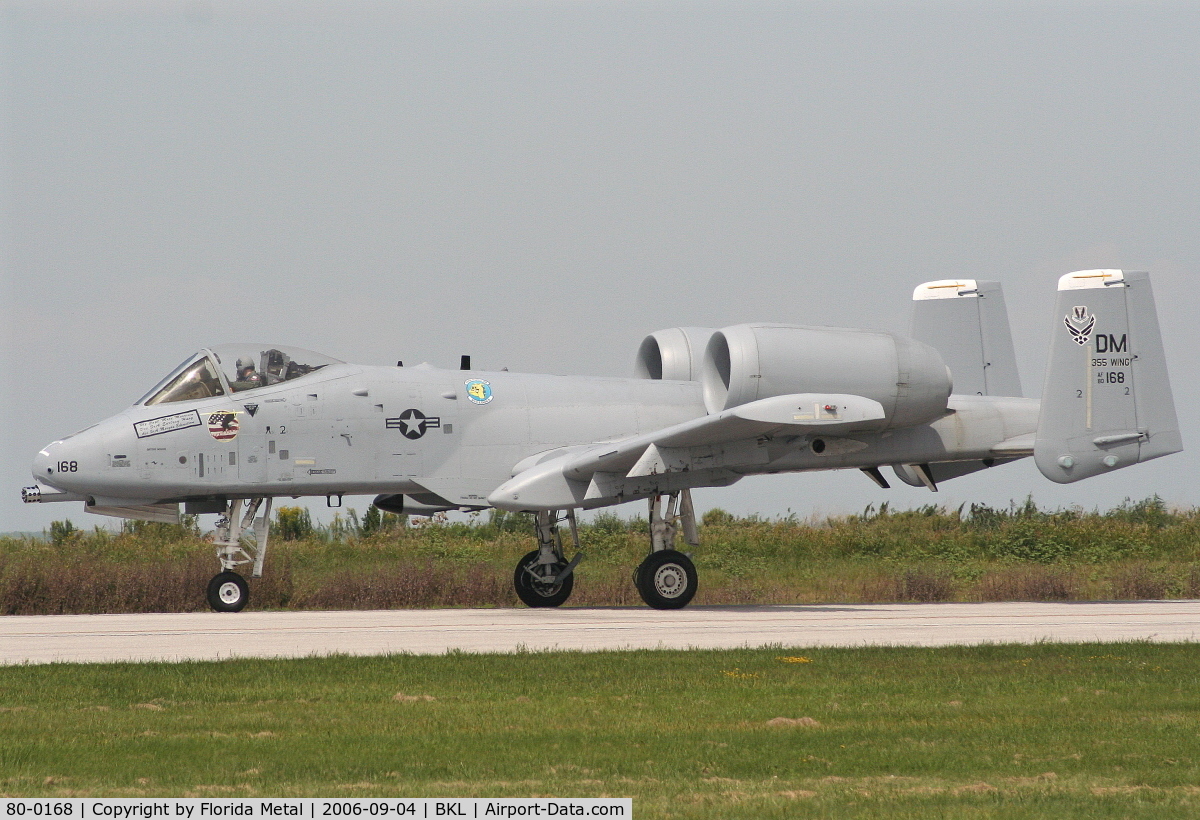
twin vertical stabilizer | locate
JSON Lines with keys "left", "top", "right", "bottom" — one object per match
{"left": 911, "top": 279, "right": 1022, "bottom": 397}
{"left": 1034, "top": 270, "right": 1181, "bottom": 483}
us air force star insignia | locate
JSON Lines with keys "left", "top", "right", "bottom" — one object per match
{"left": 1064, "top": 306, "right": 1096, "bottom": 346}
{"left": 386, "top": 408, "right": 441, "bottom": 440}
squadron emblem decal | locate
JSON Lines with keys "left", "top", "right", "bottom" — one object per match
{"left": 465, "top": 379, "right": 493, "bottom": 404}
{"left": 386, "top": 408, "right": 441, "bottom": 440}
{"left": 1064, "top": 306, "right": 1096, "bottom": 346}
{"left": 208, "top": 412, "right": 240, "bottom": 441}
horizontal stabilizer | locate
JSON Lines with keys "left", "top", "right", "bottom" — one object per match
{"left": 990, "top": 432, "right": 1035, "bottom": 456}
{"left": 1034, "top": 270, "right": 1182, "bottom": 483}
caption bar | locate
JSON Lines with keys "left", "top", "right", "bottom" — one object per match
{"left": 3, "top": 800, "right": 630, "bottom": 820}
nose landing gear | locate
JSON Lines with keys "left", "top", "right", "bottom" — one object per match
{"left": 513, "top": 510, "right": 582, "bottom": 608}
{"left": 206, "top": 497, "right": 272, "bottom": 612}
{"left": 207, "top": 571, "right": 250, "bottom": 612}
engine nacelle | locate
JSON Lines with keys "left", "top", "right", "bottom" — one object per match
{"left": 701, "top": 324, "right": 952, "bottom": 428}
{"left": 634, "top": 327, "right": 716, "bottom": 381}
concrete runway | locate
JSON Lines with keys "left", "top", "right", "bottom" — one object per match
{"left": 3, "top": 601, "right": 1199, "bottom": 665}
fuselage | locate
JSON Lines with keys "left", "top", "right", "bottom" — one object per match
{"left": 32, "top": 361, "right": 703, "bottom": 507}
{"left": 23, "top": 272, "right": 1178, "bottom": 614}
{"left": 33, "top": 353, "right": 1039, "bottom": 511}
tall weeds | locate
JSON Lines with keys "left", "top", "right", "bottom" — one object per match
{"left": 3, "top": 496, "right": 1197, "bottom": 614}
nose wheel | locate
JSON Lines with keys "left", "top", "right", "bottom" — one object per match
{"left": 513, "top": 510, "right": 581, "bottom": 608}
{"left": 206, "top": 571, "right": 249, "bottom": 612}
{"left": 205, "top": 497, "right": 271, "bottom": 612}
{"left": 514, "top": 549, "right": 575, "bottom": 607}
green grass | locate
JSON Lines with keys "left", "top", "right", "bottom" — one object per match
{"left": 3, "top": 497, "right": 1200, "bottom": 613}
{"left": 3, "top": 643, "right": 1200, "bottom": 817}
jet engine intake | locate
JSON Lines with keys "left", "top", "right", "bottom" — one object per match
{"left": 701, "top": 324, "right": 952, "bottom": 428}
{"left": 634, "top": 327, "right": 716, "bottom": 381}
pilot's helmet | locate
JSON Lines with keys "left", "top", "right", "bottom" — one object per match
{"left": 236, "top": 357, "right": 259, "bottom": 381}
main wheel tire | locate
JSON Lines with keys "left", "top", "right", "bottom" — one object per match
{"left": 635, "top": 550, "right": 697, "bottom": 609}
{"left": 207, "top": 571, "right": 249, "bottom": 612}
{"left": 513, "top": 549, "right": 574, "bottom": 608}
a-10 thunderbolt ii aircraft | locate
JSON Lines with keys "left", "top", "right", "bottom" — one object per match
{"left": 23, "top": 270, "right": 1181, "bottom": 612}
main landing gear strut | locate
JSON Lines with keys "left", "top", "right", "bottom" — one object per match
{"left": 206, "top": 497, "right": 272, "bottom": 612}
{"left": 511, "top": 489, "right": 702, "bottom": 610}
{"left": 634, "top": 490, "right": 700, "bottom": 609}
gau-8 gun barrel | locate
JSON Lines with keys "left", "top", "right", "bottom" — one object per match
{"left": 21, "top": 484, "right": 87, "bottom": 504}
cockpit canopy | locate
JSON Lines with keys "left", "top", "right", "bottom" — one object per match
{"left": 139, "top": 344, "right": 344, "bottom": 406}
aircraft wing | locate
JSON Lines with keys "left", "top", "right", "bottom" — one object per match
{"left": 489, "top": 393, "right": 885, "bottom": 510}
{"left": 564, "top": 393, "right": 884, "bottom": 479}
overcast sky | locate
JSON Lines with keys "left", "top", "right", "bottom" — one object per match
{"left": 3, "top": 0, "right": 1198, "bottom": 532}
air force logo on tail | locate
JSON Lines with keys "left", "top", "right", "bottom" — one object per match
{"left": 1065, "top": 306, "right": 1095, "bottom": 346}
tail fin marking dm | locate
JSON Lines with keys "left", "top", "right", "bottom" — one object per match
{"left": 1034, "top": 270, "right": 1181, "bottom": 483}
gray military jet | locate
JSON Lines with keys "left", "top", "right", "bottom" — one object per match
{"left": 23, "top": 270, "right": 1181, "bottom": 612}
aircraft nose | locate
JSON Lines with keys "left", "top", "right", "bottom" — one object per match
{"left": 32, "top": 439, "right": 77, "bottom": 490}
{"left": 31, "top": 446, "right": 55, "bottom": 485}
{"left": 32, "top": 415, "right": 134, "bottom": 492}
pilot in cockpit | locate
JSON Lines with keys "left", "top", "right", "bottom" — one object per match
{"left": 230, "top": 357, "right": 263, "bottom": 392}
